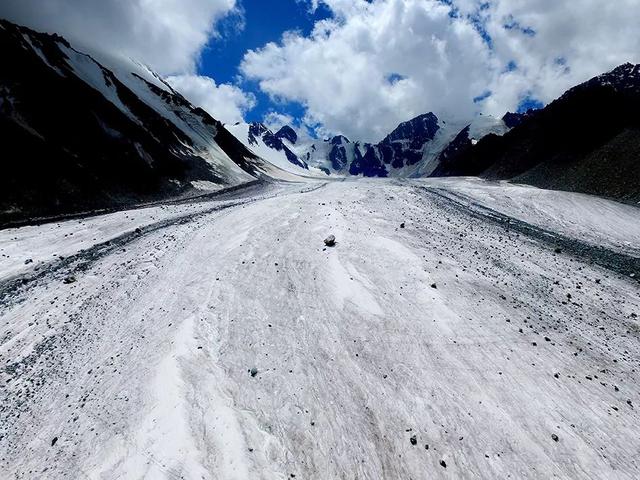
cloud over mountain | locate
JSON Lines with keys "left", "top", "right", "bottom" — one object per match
{"left": 166, "top": 74, "right": 256, "bottom": 124}
{"left": 0, "top": 0, "right": 241, "bottom": 74}
{"left": 241, "top": 0, "right": 640, "bottom": 141}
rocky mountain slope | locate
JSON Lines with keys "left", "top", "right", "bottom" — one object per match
{"left": 432, "top": 63, "right": 640, "bottom": 202}
{"left": 0, "top": 20, "right": 276, "bottom": 225}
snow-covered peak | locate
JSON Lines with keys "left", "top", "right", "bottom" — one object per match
{"left": 228, "top": 122, "right": 333, "bottom": 178}
{"left": 330, "top": 135, "right": 351, "bottom": 145}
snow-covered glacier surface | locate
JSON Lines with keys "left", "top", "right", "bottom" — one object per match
{"left": 1, "top": 179, "right": 639, "bottom": 479}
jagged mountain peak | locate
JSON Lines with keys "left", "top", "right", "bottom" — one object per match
{"left": 330, "top": 134, "right": 351, "bottom": 145}
{"left": 248, "top": 122, "right": 270, "bottom": 142}
{"left": 595, "top": 62, "right": 640, "bottom": 85}
{"left": 381, "top": 112, "right": 439, "bottom": 147}
{"left": 274, "top": 125, "right": 297, "bottom": 144}
{"left": 230, "top": 121, "right": 309, "bottom": 172}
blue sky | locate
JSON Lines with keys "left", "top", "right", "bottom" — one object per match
{"left": 199, "top": 0, "right": 332, "bottom": 125}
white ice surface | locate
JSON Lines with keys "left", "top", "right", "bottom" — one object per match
{"left": 0, "top": 183, "right": 294, "bottom": 282}
{"left": 1, "top": 178, "right": 639, "bottom": 479}
{"left": 425, "top": 177, "right": 640, "bottom": 256}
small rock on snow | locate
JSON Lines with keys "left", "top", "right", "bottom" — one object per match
{"left": 324, "top": 235, "right": 336, "bottom": 247}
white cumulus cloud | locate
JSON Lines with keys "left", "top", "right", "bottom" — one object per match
{"left": 0, "top": 0, "right": 241, "bottom": 75}
{"left": 480, "top": 0, "right": 640, "bottom": 116}
{"left": 166, "top": 74, "right": 256, "bottom": 124}
{"left": 263, "top": 112, "right": 295, "bottom": 131}
{"left": 241, "top": 0, "right": 640, "bottom": 141}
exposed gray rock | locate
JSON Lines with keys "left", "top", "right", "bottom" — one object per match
{"left": 324, "top": 235, "right": 336, "bottom": 247}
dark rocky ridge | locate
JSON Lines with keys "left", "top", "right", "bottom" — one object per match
{"left": 433, "top": 63, "right": 640, "bottom": 202}
{"left": 0, "top": 20, "right": 262, "bottom": 224}
{"left": 502, "top": 110, "right": 537, "bottom": 129}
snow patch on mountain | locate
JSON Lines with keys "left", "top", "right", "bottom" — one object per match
{"left": 57, "top": 44, "right": 141, "bottom": 125}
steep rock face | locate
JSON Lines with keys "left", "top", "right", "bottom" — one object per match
{"left": 327, "top": 136, "right": 351, "bottom": 170}
{"left": 331, "top": 135, "right": 350, "bottom": 145}
{"left": 352, "top": 113, "right": 440, "bottom": 175}
{"left": 0, "top": 20, "right": 261, "bottom": 224}
{"left": 432, "top": 63, "right": 640, "bottom": 202}
{"left": 349, "top": 144, "right": 389, "bottom": 177}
